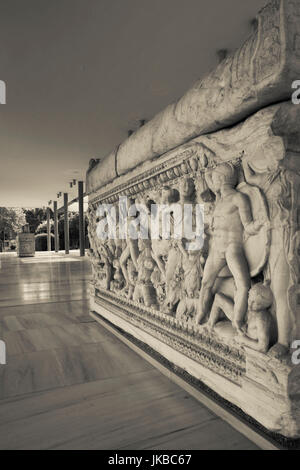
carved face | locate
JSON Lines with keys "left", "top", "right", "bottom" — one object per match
{"left": 248, "top": 294, "right": 263, "bottom": 311}
{"left": 160, "top": 187, "right": 172, "bottom": 204}
{"left": 212, "top": 163, "right": 237, "bottom": 190}
{"left": 248, "top": 285, "right": 273, "bottom": 311}
{"left": 180, "top": 178, "right": 195, "bottom": 199}
{"left": 144, "top": 258, "right": 155, "bottom": 270}
{"left": 212, "top": 171, "right": 224, "bottom": 191}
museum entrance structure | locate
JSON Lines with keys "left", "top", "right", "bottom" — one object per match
{"left": 86, "top": 0, "right": 300, "bottom": 441}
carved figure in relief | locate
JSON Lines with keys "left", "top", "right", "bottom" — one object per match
{"left": 88, "top": 205, "right": 120, "bottom": 290}
{"left": 236, "top": 283, "right": 274, "bottom": 352}
{"left": 123, "top": 259, "right": 137, "bottom": 299}
{"left": 96, "top": 239, "right": 114, "bottom": 290}
{"left": 110, "top": 258, "right": 125, "bottom": 292}
{"left": 133, "top": 238, "right": 157, "bottom": 307}
{"left": 151, "top": 186, "right": 179, "bottom": 311}
{"left": 150, "top": 265, "right": 166, "bottom": 305}
{"left": 87, "top": 208, "right": 98, "bottom": 283}
{"left": 150, "top": 248, "right": 166, "bottom": 306}
{"left": 179, "top": 176, "right": 196, "bottom": 203}
{"left": 208, "top": 283, "right": 273, "bottom": 353}
{"left": 151, "top": 185, "right": 178, "bottom": 263}
{"left": 177, "top": 238, "right": 204, "bottom": 297}
{"left": 173, "top": 238, "right": 205, "bottom": 321}
{"left": 195, "top": 163, "right": 262, "bottom": 330}
{"left": 119, "top": 224, "right": 139, "bottom": 289}
{"left": 162, "top": 273, "right": 182, "bottom": 315}
{"left": 162, "top": 178, "right": 201, "bottom": 314}
{"left": 242, "top": 156, "right": 300, "bottom": 357}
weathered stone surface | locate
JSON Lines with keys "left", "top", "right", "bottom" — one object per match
{"left": 87, "top": 0, "right": 300, "bottom": 194}
{"left": 17, "top": 232, "right": 35, "bottom": 258}
{"left": 86, "top": 0, "right": 300, "bottom": 440}
{"left": 86, "top": 149, "right": 117, "bottom": 195}
{"left": 87, "top": 99, "right": 300, "bottom": 438}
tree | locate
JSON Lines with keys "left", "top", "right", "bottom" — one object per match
{"left": 36, "top": 219, "right": 54, "bottom": 234}
{"left": 0, "top": 207, "right": 26, "bottom": 242}
{"left": 24, "top": 208, "right": 51, "bottom": 233}
{"left": 35, "top": 211, "right": 88, "bottom": 250}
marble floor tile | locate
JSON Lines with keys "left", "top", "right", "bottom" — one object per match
{"left": 0, "top": 252, "right": 258, "bottom": 450}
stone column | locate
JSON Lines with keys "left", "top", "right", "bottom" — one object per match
{"left": 78, "top": 181, "right": 85, "bottom": 257}
{"left": 53, "top": 201, "right": 59, "bottom": 253}
{"left": 64, "top": 193, "right": 69, "bottom": 254}
{"left": 46, "top": 207, "right": 51, "bottom": 252}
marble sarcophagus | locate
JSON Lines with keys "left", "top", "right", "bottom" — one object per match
{"left": 86, "top": 0, "right": 300, "bottom": 440}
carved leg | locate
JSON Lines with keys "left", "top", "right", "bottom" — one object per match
{"left": 195, "top": 254, "right": 226, "bottom": 324}
{"left": 127, "top": 284, "right": 134, "bottom": 300}
{"left": 133, "top": 284, "right": 142, "bottom": 303}
{"left": 105, "top": 263, "right": 113, "bottom": 291}
{"left": 176, "top": 299, "right": 187, "bottom": 321}
{"left": 225, "top": 246, "right": 250, "bottom": 331}
{"left": 120, "top": 245, "right": 130, "bottom": 285}
{"left": 142, "top": 285, "right": 157, "bottom": 307}
{"left": 209, "top": 293, "right": 234, "bottom": 328}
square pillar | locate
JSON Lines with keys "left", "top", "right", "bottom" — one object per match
{"left": 78, "top": 181, "right": 85, "bottom": 257}
{"left": 64, "top": 193, "right": 69, "bottom": 254}
{"left": 53, "top": 201, "right": 59, "bottom": 253}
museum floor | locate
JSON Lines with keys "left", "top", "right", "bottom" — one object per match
{"left": 0, "top": 251, "right": 258, "bottom": 450}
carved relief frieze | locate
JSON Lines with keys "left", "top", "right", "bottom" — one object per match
{"left": 86, "top": 0, "right": 300, "bottom": 439}
{"left": 88, "top": 102, "right": 300, "bottom": 370}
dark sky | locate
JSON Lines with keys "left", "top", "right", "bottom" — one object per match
{"left": 0, "top": 0, "right": 266, "bottom": 207}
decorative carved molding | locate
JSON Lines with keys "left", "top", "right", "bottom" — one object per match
{"left": 95, "top": 288, "right": 245, "bottom": 384}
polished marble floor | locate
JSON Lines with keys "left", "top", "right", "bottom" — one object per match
{"left": 0, "top": 251, "right": 258, "bottom": 450}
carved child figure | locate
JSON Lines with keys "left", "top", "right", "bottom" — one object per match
{"left": 110, "top": 258, "right": 125, "bottom": 292}
{"left": 150, "top": 265, "right": 166, "bottom": 306}
{"left": 207, "top": 283, "right": 273, "bottom": 353}
{"left": 195, "top": 163, "right": 262, "bottom": 330}
{"left": 133, "top": 238, "right": 157, "bottom": 307}
{"left": 237, "top": 283, "right": 273, "bottom": 353}
{"left": 177, "top": 238, "right": 204, "bottom": 298}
